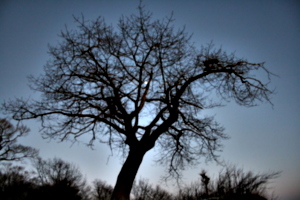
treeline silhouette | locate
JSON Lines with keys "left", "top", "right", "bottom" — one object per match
{"left": 0, "top": 157, "right": 279, "bottom": 200}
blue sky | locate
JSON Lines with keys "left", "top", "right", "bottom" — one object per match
{"left": 0, "top": 1, "right": 299, "bottom": 199}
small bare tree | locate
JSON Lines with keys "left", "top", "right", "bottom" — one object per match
{"left": 175, "top": 166, "right": 280, "bottom": 200}
{"left": 1, "top": 4, "right": 274, "bottom": 200}
{"left": 132, "top": 178, "right": 173, "bottom": 200}
{"left": 93, "top": 179, "right": 113, "bottom": 200}
{"left": 200, "top": 170, "right": 210, "bottom": 196}
{"left": 213, "top": 165, "right": 280, "bottom": 199}
{"left": 132, "top": 178, "right": 152, "bottom": 200}
{"left": 0, "top": 119, "right": 38, "bottom": 162}
{"left": 33, "top": 157, "right": 91, "bottom": 200}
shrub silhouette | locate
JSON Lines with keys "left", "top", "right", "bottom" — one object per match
{"left": 176, "top": 165, "right": 280, "bottom": 200}
{"left": 0, "top": 161, "right": 279, "bottom": 200}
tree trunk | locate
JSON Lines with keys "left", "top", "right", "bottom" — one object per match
{"left": 110, "top": 146, "right": 147, "bottom": 200}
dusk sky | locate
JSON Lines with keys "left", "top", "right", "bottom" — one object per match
{"left": 0, "top": 1, "right": 299, "bottom": 199}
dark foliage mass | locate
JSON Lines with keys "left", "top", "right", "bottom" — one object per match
{"left": 0, "top": 160, "right": 279, "bottom": 200}
{"left": 1, "top": 3, "right": 275, "bottom": 199}
{"left": 0, "top": 163, "right": 36, "bottom": 200}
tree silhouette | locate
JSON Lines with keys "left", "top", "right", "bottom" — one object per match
{"left": 0, "top": 163, "right": 36, "bottom": 200}
{"left": 0, "top": 119, "right": 38, "bottom": 162}
{"left": 175, "top": 165, "right": 279, "bottom": 200}
{"left": 32, "top": 157, "right": 90, "bottom": 199}
{"left": 213, "top": 165, "right": 280, "bottom": 199}
{"left": 0, "top": 157, "right": 91, "bottom": 200}
{"left": 1, "top": 4, "right": 274, "bottom": 200}
{"left": 200, "top": 170, "right": 210, "bottom": 197}
{"left": 132, "top": 178, "right": 173, "bottom": 200}
{"left": 92, "top": 179, "right": 113, "bottom": 200}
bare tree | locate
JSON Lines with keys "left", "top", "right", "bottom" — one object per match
{"left": 0, "top": 163, "right": 36, "bottom": 200}
{"left": 212, "top": 165, "right": 280, "bottom": 199}
{"left": 132, "top": 178, "right": 173, "bottom": 200}
{"left": 175, "top": 181, "right": 203, "bottom": 200}
{"left": 0, "top": 119, "right": 38, "bottom": 162}
{"left": 200, "top": 170, "right": 210, "bottom": 197}
{"left": 1, "top": 4, "right": 274, "bottom": 200}
{"left": 33, "top": 157, "right": 91, "bottom": 200}
{"left": 92, "top": 179, "right": 113, "bottom": 200}
{"left": 175, "top": 166, "right": 280, "bottom": 200}
{"left": 132, "top": 178, "right": 153, "bottom": 200}
{"left": 151, "top": 185, "right": 173, "bottom": 200}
